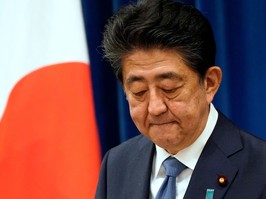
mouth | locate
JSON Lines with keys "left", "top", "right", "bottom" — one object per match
{"left": 150, "top": 121, "right": 176, "bottom": 126}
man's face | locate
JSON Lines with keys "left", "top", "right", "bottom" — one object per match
{"left": 122, "top": 49, "right": 215, "bottom": 154}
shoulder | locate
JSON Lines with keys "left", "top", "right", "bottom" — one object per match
{"left": 239, "top": 129, "right": 266, "bottom": 157}
{"left": 218, "top": 111, "right": 266, "bottom": 150}
{"left": 102, "top": 134, "right": 153, "bottom": 164}
{"left": 215, "top": 111, "right": 266, "bottom": 144}
{"left": 215, "top": 111, "right": 266, "bottom": 165}
{"left": 109, "top": 134, "right": 151, "bottom": 153}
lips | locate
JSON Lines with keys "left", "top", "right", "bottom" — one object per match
{"left": 150, "top": 121, "right": 176, "bottom": 126}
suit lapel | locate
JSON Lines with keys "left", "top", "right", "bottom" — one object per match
{"left": 123, "top": 136, "right": 155, "bottom": 199}
{"left": 184, "top": 113, "right": 243, "bottom": 199}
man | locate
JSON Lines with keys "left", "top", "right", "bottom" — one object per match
{"left": 95, "top": 0, "right": 266, "bottom": 198}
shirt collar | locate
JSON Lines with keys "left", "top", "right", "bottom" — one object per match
{"left": 153, "top": 103, "right": 218, "bottom": 177}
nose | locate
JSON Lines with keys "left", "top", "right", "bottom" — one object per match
{"left": 148, "top": 91, "right": 167, "bottom": 116}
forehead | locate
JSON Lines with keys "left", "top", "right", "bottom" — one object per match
{"left": 121, "top": 49, "right": 193, "bottom": 84}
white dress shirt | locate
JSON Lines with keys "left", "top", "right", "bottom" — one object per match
{"left": 150, "top": 104, "right": 218, "bottom": 199}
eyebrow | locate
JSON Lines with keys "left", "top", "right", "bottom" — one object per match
{"left": 125, "top": 72, "right": 182, "bottom": 86}
{"left": 126, "top": 76, "right": 145, "bottom": 85}
{"left": 155, "top": 72, "right": 182, "bottom": 81}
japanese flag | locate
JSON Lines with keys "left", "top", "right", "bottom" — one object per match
{"left": 0, "top": 0, "right": 101, "bottom": 198}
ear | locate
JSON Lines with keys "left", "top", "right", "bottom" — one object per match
{"left": 204, "top": 66, "right": 222, "bottom": 104}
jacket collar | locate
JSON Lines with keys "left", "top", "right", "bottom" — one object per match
{"left": 184, "top": 112, "right": 242, "bottom": 198}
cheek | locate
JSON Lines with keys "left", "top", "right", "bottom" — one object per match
{"left": 168, "top": 91, "right": 206, "bottom": 120}
{"left": 168, "top": 101, "right": 192, "bottom": 120}
{"left": 128, "top": 99, "right": 147, "bottom": 123}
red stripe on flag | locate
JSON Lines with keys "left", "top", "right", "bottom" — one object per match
{"left": 0, "top": 62, "right": 101, "bottom": 199}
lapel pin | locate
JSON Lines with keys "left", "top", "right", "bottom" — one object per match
{"left": 205, "top": 189, "right": 215, "bottom": 199}
{"left": 217, "top": 175, "right": 228, "bottom": 187}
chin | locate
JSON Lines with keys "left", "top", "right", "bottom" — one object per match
{"left": 155, "top": 135, "right": 180, "bottom": 147}
{"left": 154, "top": 133, "right": 184, "bottom": 149}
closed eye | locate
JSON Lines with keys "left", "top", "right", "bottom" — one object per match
{"left": 133, "top": 90, "right": 146, "bottom": 97}
{"left": 162, "top": 88, "right": 177, "bottom": 93}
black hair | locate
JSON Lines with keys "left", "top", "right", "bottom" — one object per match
{"left": 102, "top": 0, "right": 216, "bottom": 82}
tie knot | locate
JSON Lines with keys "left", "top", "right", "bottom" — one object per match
{"left": 162, "top": 157, "right": 187, "bottom": 177}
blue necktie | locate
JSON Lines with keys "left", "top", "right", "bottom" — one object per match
{"left": 155, "top": 157, "right": 187, "bottom": 199}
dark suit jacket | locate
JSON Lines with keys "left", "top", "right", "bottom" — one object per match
{"left": 95, "top": 112, "right": 266, "bottom": 199}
